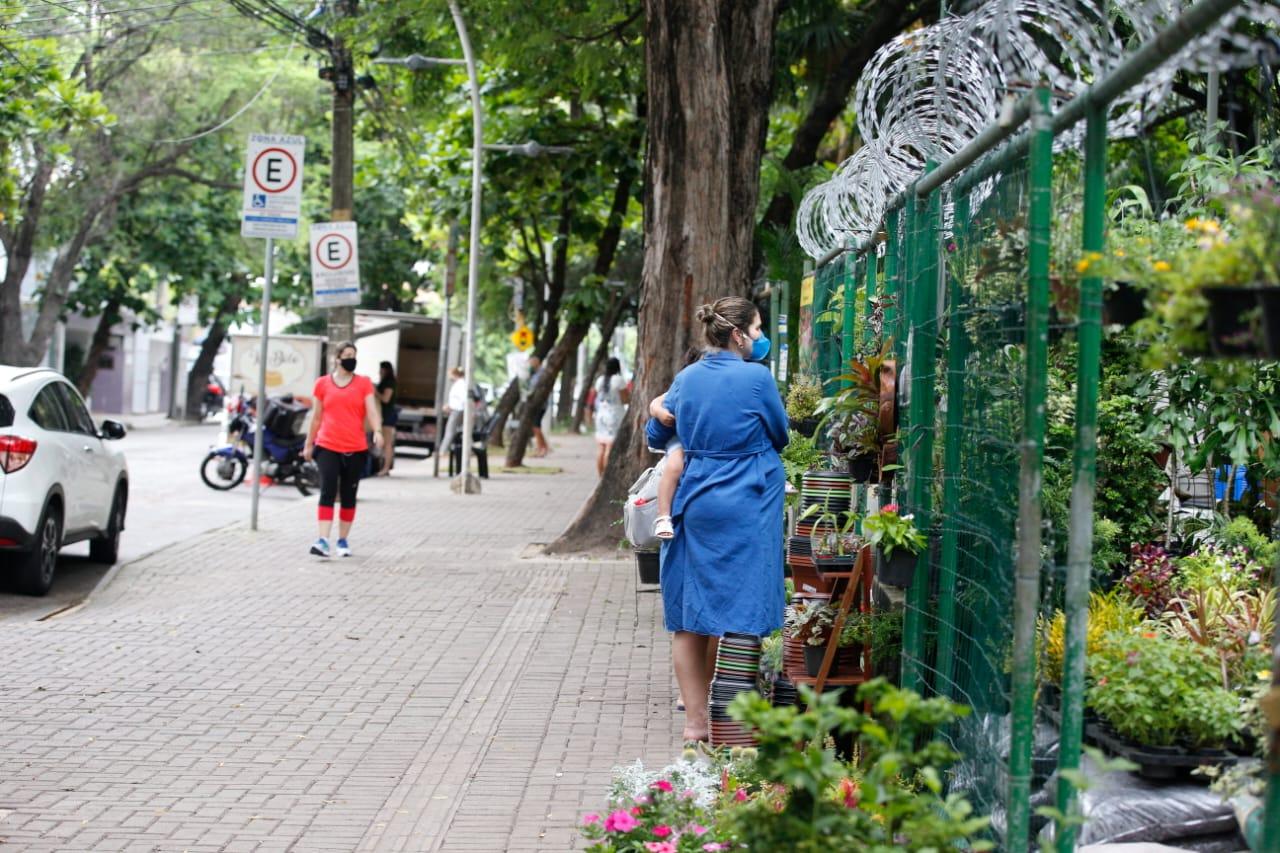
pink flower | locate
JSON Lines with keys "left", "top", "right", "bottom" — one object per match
{"left": 734, "top": 788, "right": 748, "bottom": 802}
{"left": 634, "top": 795, "right": 652, "bottom": 805}
{"left": 630, "top": 806, "right": 643, "bottom": 817}
{"left": 688, "top": 823, "right": 709, "bottom": 836}
{"left": 604, "top": 809, "right": 640, "bottom": 833}
{"left": 650, "top": 779, "right": 674, "bottom": 793}
{"left": 703, "top": 844, "right": 730, "bottom": 852}
{"left": 882, "top": 503, "right": 899, "bottom": 514}
{"left": 581, "top": 813, "right": 601, "bottom": 826}
{"left": 652, "top": 825, "right": 672, "bottom": 838}
{"left": 681, "top": 789, "right": 697, "bottom": 800}
{"left": 838, "top": 778, "right": 860, "bottom": 809}
{"left": 644, "top": 843, "right": 677, "bottom": 853}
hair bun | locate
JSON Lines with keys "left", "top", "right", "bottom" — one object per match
{"left": 695, "top": 304, "right": 716, "bottom": 324}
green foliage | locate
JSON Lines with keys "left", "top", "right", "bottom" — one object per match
{"left": 1217, "top": 516, "right": 1279, "bottom": 568}
{"left": 0, "top": 30, "right": 112, "bottom": 220}
{"left": 719, "top": 683, "right": 992, "bottom": 852}
{"left": 786, "top": 375, "right": 822, "bottom": 420}
{"left": 1089, "top": 631, "right": 1240, "bottom": 748}
{"left": 817, "top": 340, "right": 893, "bottom": 457}
{"left": 781, "top": 430, "right": 826, "bottom": 495}
{"left": 862, "top": 505, "right": 926, "bottom": 559}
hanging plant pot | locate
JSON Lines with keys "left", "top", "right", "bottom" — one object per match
{"left": 635, "top": 549, "right": 661, "bottom": 585}
{"left": 789, "top": 415, "right": 821, "bottom": 438}
{"left": 1259, "top": 285, "right": 1280, "bottom": 359}
{"left": 1204, "top": 285, "right": 1267, "bottom": 359}
{"left": 848, "top": 453, "right": 879, "bottom": 483}
{"left": 1104, "top": 280, "right": 1145, "bottom": 327}
{"left": 876, "top": 547, "right": 917, "bottom": 587}
{"left": 804, "top": 643, "right": 841, "bottom": 678}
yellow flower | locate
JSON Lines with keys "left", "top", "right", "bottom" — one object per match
{"left": 1258, "top": 670, "right": 1273, "bottom": 681}
{"left": 1185, "top": 217, "right": 1201, "bottom": 230}
{"left": 1202, "top": 219, "right": 1221, "bottom": 234}
{"left": 1153, "top": 260, "right": 1171, "bottom": 272}
{"left": 1114, "top": 249, "right": 1126, "bottom": 257}
{"left": 1075, "top": 259, "right": 1091, "bottom": 273}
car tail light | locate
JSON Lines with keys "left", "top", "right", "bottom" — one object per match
{"left": 0, "top": 435, "right": 37, "bottom": 473}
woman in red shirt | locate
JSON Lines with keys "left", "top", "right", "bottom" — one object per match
{"left": 304, "top": 341, "right": 384, "bottom": 557}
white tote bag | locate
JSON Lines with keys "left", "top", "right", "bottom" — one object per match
{"left": 623, "top": 454, "right": 668, "bottom": 550}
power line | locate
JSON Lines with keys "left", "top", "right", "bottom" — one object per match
{"left": 8, "top": 0, "right": 221, "bottom": 28}
{"left": 12, "top": 10, "right": 255, "bottom": 38}
{"left": 157, "top": 35, "right": 297, "bottom": 142}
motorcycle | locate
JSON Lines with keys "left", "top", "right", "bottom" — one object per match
{"left": 200, "top": 396, "right": 320, "bottom": 495}
{"left": 201, "top": 375, "right": 226, "bottom": 420}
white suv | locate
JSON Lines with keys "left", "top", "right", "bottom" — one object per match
{"left": 0, "top": 366, "right": 129, "bottom": 595}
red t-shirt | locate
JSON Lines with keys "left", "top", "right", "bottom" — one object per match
{"left": 313, "top": 374, "right": 374, "bottom": 453}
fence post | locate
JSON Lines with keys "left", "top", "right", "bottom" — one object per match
{"left": 842, "top": 247, "right": 857, "bottom": 383}
{"left": 865, "top": 245, "right": 877, "bottom": 351}
{"left": 883, "top": 209, "right": 901, "bottom": 352}
{"left": 934, "top": 188, "right": 970, "bottom": 697}
{"left": 1055, "top": 103, "right": 1107, "bottom": 848}
{"left": 902, "top": 165, "right": 942, "bottom": 695}
{"left": 1007, "top": 85, "right": 1053, "bottom": 852}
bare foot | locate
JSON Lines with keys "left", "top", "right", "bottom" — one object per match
{"left": 682, "top": 726, "right": 709, "bottom": 743}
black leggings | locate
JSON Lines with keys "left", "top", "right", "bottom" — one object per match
{"left": 315, "top": 446, "right": 365, "bottom": 519}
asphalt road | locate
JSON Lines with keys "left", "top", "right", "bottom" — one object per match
{"left": 0, "top": 422, "right": 316, "bottom": 622}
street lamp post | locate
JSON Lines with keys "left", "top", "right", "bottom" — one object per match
{"left": 376, "top": 6, "right": 573, "bottom": 493}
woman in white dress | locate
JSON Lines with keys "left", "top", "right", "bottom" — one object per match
{"left": 593, "top": 357, "right": 629, "bottom": 475}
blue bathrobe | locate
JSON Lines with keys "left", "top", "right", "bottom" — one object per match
{"left": 646, "top": 350, "right": 789, "bottom": 637}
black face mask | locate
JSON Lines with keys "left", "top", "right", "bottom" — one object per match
{"left": 340, "top": 357, "right": 357, "bottom": 373}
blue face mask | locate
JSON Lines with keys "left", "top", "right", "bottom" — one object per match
{"left": 750, "top": 333, "right": 771, "bottom": 361}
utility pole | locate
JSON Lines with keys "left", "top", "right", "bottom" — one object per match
{"left": 326, "top": 0, "right": 356, "bottom": 345}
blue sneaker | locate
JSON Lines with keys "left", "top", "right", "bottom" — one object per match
{"left": 335, "top": 538, "right": 352, "bottom": 558}
{"left": 310, "top": 537, "right": 330, "bottom": 558}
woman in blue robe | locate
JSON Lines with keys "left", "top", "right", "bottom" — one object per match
{"left": 646, "top": 296, "right": 788, "bottom": 743}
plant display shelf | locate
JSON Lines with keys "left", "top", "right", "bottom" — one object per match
{"left": 794, "top": 545, "right": 874, "bottom": 699}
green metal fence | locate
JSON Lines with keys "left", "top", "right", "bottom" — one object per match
{"left": 793, "top": 0, "right": 1270, "bottom": 847}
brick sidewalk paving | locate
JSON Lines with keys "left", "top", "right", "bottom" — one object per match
{"left": 0, "top": 435, "right": 677, "bottom": 852}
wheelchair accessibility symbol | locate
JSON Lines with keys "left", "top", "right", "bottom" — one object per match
{"left": 251, "top": 193, "right": 267, "bottom": 209}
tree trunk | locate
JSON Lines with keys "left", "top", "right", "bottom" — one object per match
{"left": 555, "top": 347, "right": 578, "bottom": 428}
{"left": 184, "top": 284, "right": 244, "bottom": 422}
{"left": 486, "top": 378, "right": 521, "bottom": 448}
{"left": 548, "top": 0, "right": 781, "bottom": 553}
{"left": 76, "top": 299, "right": 122, "bottom": 397}
{"left": 571, "top": 295, "right": 632, "bottom": 433}
{"left": 0, "top": 157, "right": 55, "bottom": 364}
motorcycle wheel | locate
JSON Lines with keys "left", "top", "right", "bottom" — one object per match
{"left": 295, "top": 460, "right": 320, "bottom": 496}
{"left": 201, "top": 451, "right": 248, "bottom": 490}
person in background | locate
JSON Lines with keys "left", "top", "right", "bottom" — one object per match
{"left": 440, "top": 366, "right": 467, "bottom": 459}
{"left": 376, "top": 361, "right": 397, "bottom": 476}
{"left": 646, "top": 348, "right": 704, "bottom": 539}
{"left": 527, "top": 354, "right": 551, "bottom": 458}
{"left": 655, "top": 297, "right": 787, "bottom": 745}
{"left": 593, "top": 357, "right": 629, "bottom": 476}
{"left": 304, "top": 342, "right": 384, "bottom": 558}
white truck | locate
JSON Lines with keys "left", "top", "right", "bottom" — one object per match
{"left": 353, "top": 310, "right": 463, "bottom": 453}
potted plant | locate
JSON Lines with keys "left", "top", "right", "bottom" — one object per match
{"left": 786, "top": 376, "right": 823, "bottom": 437}
{"left": 817, "top": 341, "right": 894, "bottom": 481}
{"left": 784, "top": 600, "right": 837, "bottom": 677}
{"left": 798, "top": 499, "right": 861, "bottom": 575}
{"left": 1138, "top": 184, "right": 1280, "bottom": 360}
{"left": 862, "top": 503, "right": 926, "bottom": 587}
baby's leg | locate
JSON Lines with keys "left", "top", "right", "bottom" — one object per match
{"left": 657, "top": 446, "right": 684, "bottom": 519}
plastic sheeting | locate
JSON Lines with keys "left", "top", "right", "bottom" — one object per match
{"left": 1037, "top": 754, "right": 1238, "bottom": 846}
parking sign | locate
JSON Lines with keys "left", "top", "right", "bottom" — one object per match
{"left": 310, "top": 221, "right": 361, "bottom": 308}
{"left": 241, "top": 134, "right": 305, "bottom": 239}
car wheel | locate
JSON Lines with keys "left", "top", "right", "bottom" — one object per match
{"left": 16, "top": 504, "right": 62, "bottom": 596}
{"left": 90, "top": 484, "right": 126, "bottom": 564}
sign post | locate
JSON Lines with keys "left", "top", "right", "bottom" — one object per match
{"left": 241, "top": 134, "right": 304, "bottom": 531}
{"left": 310, "top": 222, "right": 361, "bottom": 309}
